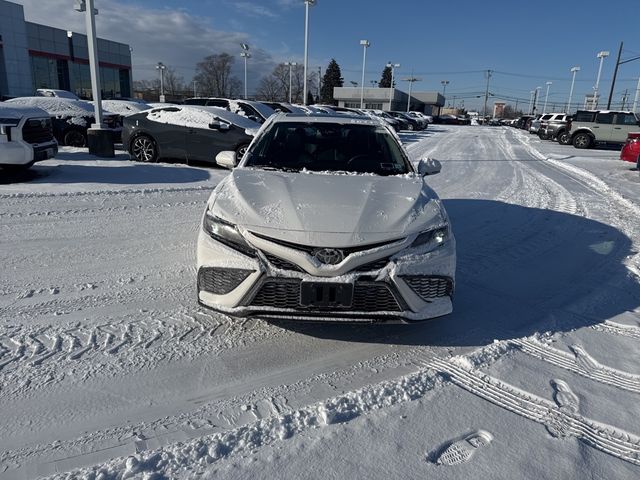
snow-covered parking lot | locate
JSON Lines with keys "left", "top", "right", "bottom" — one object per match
{"left": 1, "top": 126, "right": 640, "bottom": 479}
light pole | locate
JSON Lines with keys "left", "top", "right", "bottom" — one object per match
{"left": 193, "top": 80, "right": 197, "bottom": 97}
{"left": 633, "top": 77, "right": 640, "bottom": 113}
{"left": 240, "top": 43, "right": 250, "bottom": 100}
{"left": 592, "top": 50, "right": 609, "bottom": 109}
{"left": 359, "top": 40, "right": 370, "bottom": 108}
{"left": 543, "top": 81, "right": 552, "bottom": 113}
{"left": 303, "top": 0, "right": 316, "bottom": 105}
{"left": 482, "top": 69, "right": 492, "bottom": 121}
{"left": 441, "top": 80, "right": 449, "bottom": 97}
{"left": 567, "top": 66, "right": 580, "bottom": 113}
{"left": 74, "top": 0, "right": 113, "bottom": 156}
{"left": 386, "top": 62, "right": 400, "bottom": 110}
{"left": 156, "top": 62, "right": 166, "bottom": 101}
{"left": 284, "top": 61, "right": 297, "bottom": 103}
{"left": 402, "top": 72, "right": 421, "bottom": 112}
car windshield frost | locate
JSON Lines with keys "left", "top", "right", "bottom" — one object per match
{"left": 244, "top": 122, "right": 412, "bottom": 175}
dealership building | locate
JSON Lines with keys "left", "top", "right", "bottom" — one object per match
{"left": 0, "top": 0, "right": 132, "bottom": 100}
{"left": 333, "top": 87, "right": 445, "bottom": 114}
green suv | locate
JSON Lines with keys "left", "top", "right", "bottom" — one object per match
{"left": 570, "top": 110, "right": 640, "bottom": 149}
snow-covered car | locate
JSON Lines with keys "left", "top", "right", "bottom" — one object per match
{"left": 122, "top": 105, "right": 260, "bottom": 164}
{"left": 196, "top": 113, "right": 456, "bottom": 322}
{"left": 35, "top": 88, "right": 80, "bottom": 100}
{"left": 0, "top": 103, "right": 58, "bottom": 171}
{"left": 183, "top": 98, "right": 275, "bottom": 124}
{"left": 5, "top": 97, "right": 121, "bottom": 146}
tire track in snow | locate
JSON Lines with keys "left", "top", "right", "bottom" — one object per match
{"left": 511, "top": 337, "right": 640, "bottom": 393}
{"left": 430, "top": 357, "right": 640, "bottom": 466}
{"left": 592, "top": 320, "right": 640, "bottom": 340}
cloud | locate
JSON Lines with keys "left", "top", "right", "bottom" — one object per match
{"left": 231, "top": 2, "right": 279, "bottom": 19}
{"left": 13, "top": 0, "right": 279, "bottom": 89}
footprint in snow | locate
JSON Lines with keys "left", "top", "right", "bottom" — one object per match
{"left": 432, "top": 430, "right": 493, "bottom": 466}
{"left": 551, "top": 379, "right": 579, "bottom": 413}
{"left": 545, "top": 379, "right": 580, "bottom": 439}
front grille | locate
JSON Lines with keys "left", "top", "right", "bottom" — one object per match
{"left": 352, "top": 257, "right": 390, "bottom": 272}
{"left": 248, "top": 278, "right": 402, "bottom": 312}
{"left": 198, "top": 267, "right": 254, "bottom": 295}
{"left": 22, "top": 118, "right": 54, "bottom": 144}
{"left": 263, "top": 253, "right": 304, "bottom": 272}
{"left": 401, "top": 275, "right": 453, "bottom": 301}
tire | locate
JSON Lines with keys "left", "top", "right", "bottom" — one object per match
{"left": 63, "top": 129, "right": 87, "bottom": 147}
{"left": 572, "top": 132, "right": 593, "bottom": 149}
{"left": 130, "top": 134, "right": 158, "bottom": 162}
{"left": 558, "top": 131, "right": 571, "bottom": 145}
{"left": 538, "top": 131, "right": 550, "bottom": 140}
{"left": 235, "top": 143, "right": 249, "bottom": 163}
{"left": 407, "top": 123, "right": 415, "bottom": 131}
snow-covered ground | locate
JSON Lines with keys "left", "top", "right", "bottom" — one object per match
{"left": 1, "top": 126, "right": 639, "bottom": 479}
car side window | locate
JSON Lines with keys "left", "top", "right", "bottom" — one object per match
{"left": 595, "top": 112, "right": 614, "bottom": 124}
{"left": 206, "top": 99, "right": 228, "bottom": 108}
{"left": 614, "top": 113, "right": 638, "bottom": 125}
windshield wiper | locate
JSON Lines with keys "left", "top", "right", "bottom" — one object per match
{"left": 249, "top": 165, "right": 301, "bottom": 172}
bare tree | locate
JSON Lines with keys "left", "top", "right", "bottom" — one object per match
{"left": 164, "top": 67, "right": 185, "bottom": 96}
{"left": 256, "top": 75, "right": 283, "bottom": 101}
{"left": 255, "top": 63, "right": 317, "bottom": 103}
{"left": 193, "top": 53, "right": 241, "bottom": 98}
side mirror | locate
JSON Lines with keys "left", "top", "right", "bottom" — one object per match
{"left": 209, "top": 121, "right": 230, "bottom": 131}
{"left": 216, "top": 150, "right": 237, "bottom": 169}
{"left": 417, "top": 158, "right": 442, "bottom": 176}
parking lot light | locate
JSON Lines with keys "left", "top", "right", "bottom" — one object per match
{"left": 240, "top": 44, "right": 250, "bottom": 100}
{"left": 592, "top": 51, "right": 609, "bottom": 109}
{"left": 285, "top": 61, "right": 298, "bottom": 103}
{"left": 359, "top": 40, "right": 370, "bottom": 108}
{"left": 156, "top": 62, "right": 166, "bottom": 101}
{"left": 567, "top": 66, "right": 580, "bottom": 113}
{"left": 303, "top": 0, "right": 316, "bottom": 105}
{"left": 543, "top": 81, "right": 552, "bottom": 113}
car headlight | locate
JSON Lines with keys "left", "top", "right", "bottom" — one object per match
{"left": 203, "top": 209, "right": 255, "bottom": 256}
{"left": 410, "top": 225, "right": 450, "bottom": 251}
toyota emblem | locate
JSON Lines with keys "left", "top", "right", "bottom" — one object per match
{"left": 313, "top": 248, "right": 344, "bottom": 265}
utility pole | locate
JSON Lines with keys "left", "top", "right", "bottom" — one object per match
{"left": 621, "top": 89, "right": 629, "bottom": 110}
{"left": 532, "top": 87, "right": 540, "bottom": 114}
{"left": 317, "top": 66, "right": 321, "bottom": 102}
{"left": 402, "top": 71, "right": 421, "bottom": 112}
{"left": 633, "top": 77, "right": 640, "bottom": 113}
{"left": 607, "top": 42, "right": 623, "bottom": 109}
{"left": 482, "top": 69, "right": 492, "bottom": 122}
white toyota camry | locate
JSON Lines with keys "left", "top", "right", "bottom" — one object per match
{"left": 196, "top": 113, "right": 455, "bottom": 323}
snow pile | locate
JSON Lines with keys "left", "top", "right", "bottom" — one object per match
{"left": 46, "top": 369, "right": 445, "bottom": 478}
{"left": 6, "top": 97, "right": 95, "bottom": 117}
{"left": 100, "top": 100, "right": 151, "bottom": 115}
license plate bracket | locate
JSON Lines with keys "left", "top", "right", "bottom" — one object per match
{"left": 300, "top": 282, "right": 353, "bottom": 308}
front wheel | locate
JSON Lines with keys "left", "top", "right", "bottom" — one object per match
{"left": 235, "top": 143, "right": 249, "bottom": 163}
{"left": 407, "top": 123, "right": 415, "bottom": 131}
{"left": 558, "top": 131, "right": 571, "bottom": 145}
{"left": 538, "top": 131, "right": 550, "bottom": 140}
{"left": 572, "top": 132, "right": 593, "bottom": 149}
{"left": 63, "top": 129, "right": 87, "bottom": 147}
{"left": 130, "top": 134, "right": 158, "bottom": 162}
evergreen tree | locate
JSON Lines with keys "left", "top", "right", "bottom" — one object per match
{"left": 307, "top": 90, "right": 315, "bottom": 105}
{"left": 320, "top": 59, "right": 343, "bottom": 105}
{"left": 379, "top": 65, "right": 392, "bottom": 88}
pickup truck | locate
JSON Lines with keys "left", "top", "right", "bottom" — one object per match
{"left": 0, "top": 103, "right": 58, "bottom": 172}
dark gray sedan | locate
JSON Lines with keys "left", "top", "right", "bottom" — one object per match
{"left": 122, "top": 105, "right": 259, "bottom": 164}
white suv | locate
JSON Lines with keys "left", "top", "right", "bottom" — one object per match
{"left": 0, "top": 103, "right": 58, "bottom": 171}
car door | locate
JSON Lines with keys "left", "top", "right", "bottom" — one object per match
{"left": 593, "top": 112, "right": 614, "bottom": 141}
{"left": 146, "top": 107, "right": 188, "bottom": 159}
{"left": 185, "top": 118, "right": 233, "bottom": 163}
{"left": 613, "top": 113, "right": 640, "bottom": 143}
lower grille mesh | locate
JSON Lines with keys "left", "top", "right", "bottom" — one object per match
{"left": 249, "top": 279, "right": 402, "bottom": 312}
{"left": 198, "top": 267, "right": 254, "bottom": 295}
{"left": 401, "top": 275, "right": 453, "bottom": 300}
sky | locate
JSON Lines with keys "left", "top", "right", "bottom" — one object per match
{"left": 13, "top": 0, "right": 640, "bottom": 111}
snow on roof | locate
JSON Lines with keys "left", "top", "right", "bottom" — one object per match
{"left": 99, "top": 100, "right": 151, "bottom": 115}
{"left": 147, "top": 105, "right": 261, "bottom": 134}
{"left": 6, "top": 97, "right": 96, "bottom": 116}
{"left": 36, "top": 88, "right": 80, "bottom": 100}
{"left": 0, "top": 102, "right": 50, "bottom": 121}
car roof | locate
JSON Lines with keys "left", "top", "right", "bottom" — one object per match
{"left": 272, "top": 112, "right": 380, "bottom": 126}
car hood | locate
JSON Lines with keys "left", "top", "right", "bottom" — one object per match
{"left": 209, "top": 168, "right": 446, "bottom": 246}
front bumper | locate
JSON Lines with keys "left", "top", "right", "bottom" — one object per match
{"left": 196, "top": 229, "right": 456, "bottom": 323}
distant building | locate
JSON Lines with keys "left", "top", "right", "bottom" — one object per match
{"left": 0, "top": 0, "right": 132, "bottom": 99}
{"left": 333, "top": 87, "right": 444, "bottom": 114}
{"left": 493, "top": 102, "right": 506, "bottom": 118}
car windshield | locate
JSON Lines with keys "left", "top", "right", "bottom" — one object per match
{"left": 244, "top": 121, "right": 412, "bottom": 175}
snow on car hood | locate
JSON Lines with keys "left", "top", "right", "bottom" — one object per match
{"left": 0, "top": 103, "right": 50, "bottom": 121}
{"left": 210, "top": 169, "right": 445, "bottom": 246}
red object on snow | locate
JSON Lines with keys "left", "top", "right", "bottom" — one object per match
{"left": 620, "top": 132, "right": 640, "bottom": 164}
